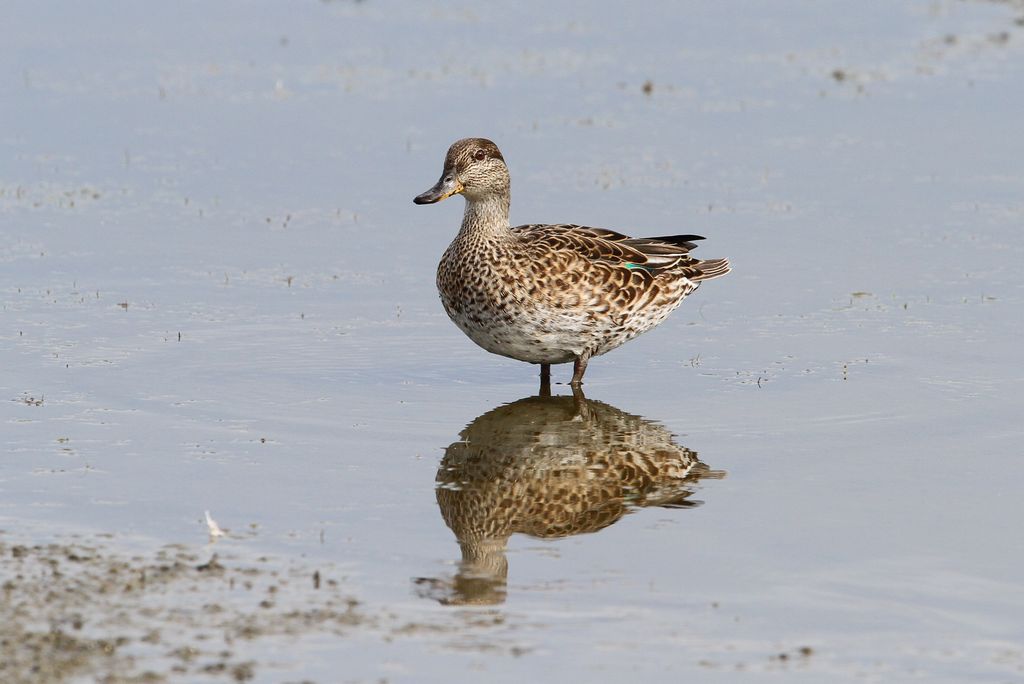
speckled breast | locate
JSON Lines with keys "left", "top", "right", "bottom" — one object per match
{"left": 435, "top": 246, "right": 692, "bottom": 365}
{"left": 436, "top": 255, "right": 581, "bottom": 365}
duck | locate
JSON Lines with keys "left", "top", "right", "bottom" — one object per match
{"left": 417, "top": 388, "right": 725, "bottom": 605}
{"left": 414, "top": 137, "right": 729, "bottom": 386}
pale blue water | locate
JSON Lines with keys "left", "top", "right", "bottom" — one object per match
{"left": 3, "top": 1, "right": 1024, "bottom": 681}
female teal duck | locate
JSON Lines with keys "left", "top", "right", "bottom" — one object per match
{"left": 421, "top": 389, "right": 725, "bottom": 605}
{"left": 414, "top": 138, "right": 730, "bottom": 386}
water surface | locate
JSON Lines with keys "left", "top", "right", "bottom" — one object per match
{"left": 3, "top": 1, "right": 1024, "bottom": 681}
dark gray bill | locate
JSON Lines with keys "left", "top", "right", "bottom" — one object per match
{"left": 413, "top": 175, "right": 461, "bottom": 204}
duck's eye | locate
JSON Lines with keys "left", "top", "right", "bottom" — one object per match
{"left": 473, "top": 150, "right": 486, "bottom": 161}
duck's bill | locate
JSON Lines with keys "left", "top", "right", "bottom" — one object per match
{"left": 413, "top": 176, "right": 463, "bottom": 204}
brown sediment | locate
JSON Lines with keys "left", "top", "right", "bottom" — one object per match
{"left": 0, "top": 537, "right": 370, "bottom": 683}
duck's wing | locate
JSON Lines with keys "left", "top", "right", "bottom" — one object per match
{"left": 512, "top": 224, "right": 729, "bottom": 281}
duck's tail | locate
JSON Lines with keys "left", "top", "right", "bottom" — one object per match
{"left": 693, "top": 258, "right": 731, "bottom": 281}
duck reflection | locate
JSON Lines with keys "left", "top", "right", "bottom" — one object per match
{"left": 415, "top": 388, "right": 724, "bottom": 605}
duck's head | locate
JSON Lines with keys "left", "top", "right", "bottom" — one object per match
{"left": 414, "top": 138, "right": 509, "bottom": 205}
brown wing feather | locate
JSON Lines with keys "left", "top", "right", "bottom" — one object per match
{"left": 512, "top": 224, "right": 650, "bottom": 264}
{"left": 511, "top": 224, "right": 729, "bottom": 279}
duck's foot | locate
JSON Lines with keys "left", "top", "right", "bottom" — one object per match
{"left": 569, "top": 383, "right": 590, "bottom": 419}
{"left": 569, "top": 354, "right": 590, "bottom": 387}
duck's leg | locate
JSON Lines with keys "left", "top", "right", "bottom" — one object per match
{"left": 569, "top": 353, "right": 590, "bottom": 387}
{"left": 569, "top": 383, "right": 589, "bottom": 419}
{"left": 539, "top": 363, "right": 551, "bottom": 397}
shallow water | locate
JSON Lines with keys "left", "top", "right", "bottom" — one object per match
{"left": 3, "top": 1, "right": 1024, "bottom": 682}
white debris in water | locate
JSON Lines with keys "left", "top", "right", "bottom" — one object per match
{"left": 205, "top": 510, "right": 226, "bottom": 539}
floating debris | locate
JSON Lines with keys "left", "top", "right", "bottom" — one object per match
{"left": 204, "top": 510, "right": 226, "bottom": 539}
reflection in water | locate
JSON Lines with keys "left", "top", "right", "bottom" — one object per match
{"left": 415, "top": 389, "right": 725, "bottom": 605}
